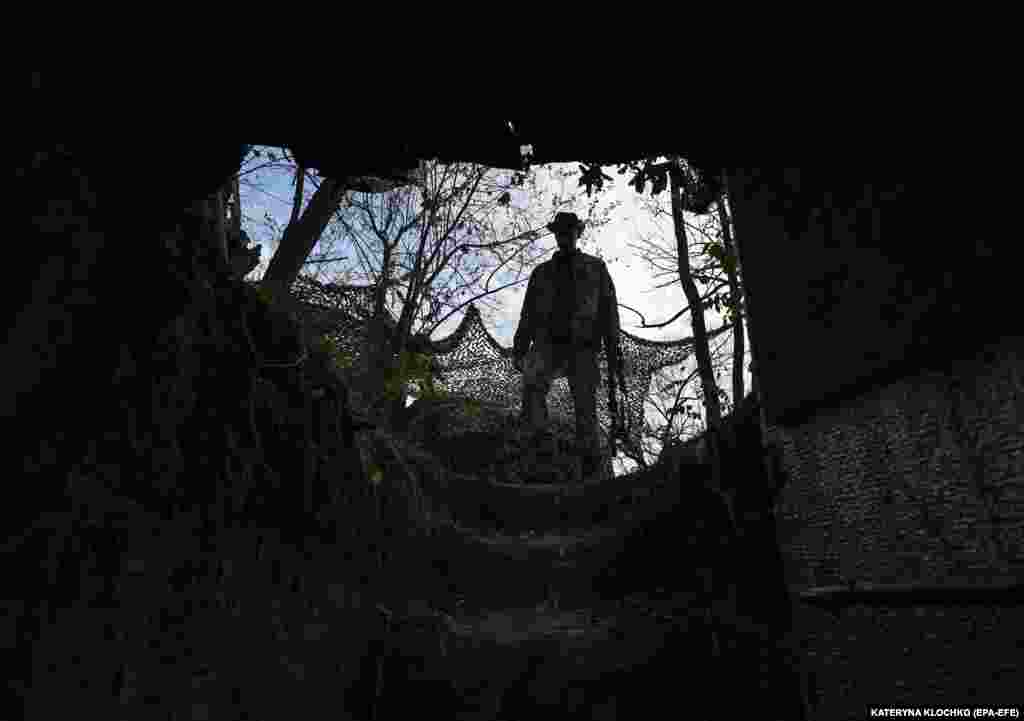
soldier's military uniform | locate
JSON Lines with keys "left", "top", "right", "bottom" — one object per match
{"left": 513, "top": 213, "right": 622, "bottom": 475}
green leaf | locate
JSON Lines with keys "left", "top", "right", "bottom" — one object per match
{"left": 630, "top": 170, "right": 645, "bottom": 194}
{"left": 650, "top": 170, "right": 668, "bottom": 196}
{"left": 706, "top": 244, "right": 726, "bottom": 261}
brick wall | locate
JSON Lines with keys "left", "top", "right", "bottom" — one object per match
{"left": 769, "top": 334, "right": 1024, "bottom": 717}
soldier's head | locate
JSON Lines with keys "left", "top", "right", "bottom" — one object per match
{"left": 547, "top": 212, "right": 584, "bottom": 253}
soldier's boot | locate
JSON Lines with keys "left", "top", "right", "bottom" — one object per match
{"left": 574, "top": 437, "right": 605, "bottom": 481}
{"left": 514, "top": 426, "right": 555, "bottom": 483}
{"left": 531, "top": 429, "right": 557, "bottom": 458}
{"left": 581, "top": 453, "right": 608, "bottom": 481}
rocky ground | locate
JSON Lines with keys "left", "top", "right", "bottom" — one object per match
{"left": 357, "top": 435, "right": 800, "bottom": 720}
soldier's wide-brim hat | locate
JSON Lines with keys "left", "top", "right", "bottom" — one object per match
{"left": 547, "top": 212, "right": 585, "bottom": 235}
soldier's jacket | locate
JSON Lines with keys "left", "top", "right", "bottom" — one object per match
{"left": 514, "top": 248, "right": 621, "bottom": 362}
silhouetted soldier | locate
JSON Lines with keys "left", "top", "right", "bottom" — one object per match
{"left": 513, "top": 212, "right": 623, "bottom": 479}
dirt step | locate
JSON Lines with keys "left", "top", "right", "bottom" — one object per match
{"left": 373, "top": 603, "right": 722, "bottom": 721}
{"left": 430, "top": 526, "right": 623, "bottom": 610}
{"left": 422, "top": 470, "right": 677, "bottom": 535}
{"left": 463, "top": 526, "right": 621, "bottom": 560}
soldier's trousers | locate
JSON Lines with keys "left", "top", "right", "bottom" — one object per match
{"left": 520, "top": 341, "right": 601, "bottom": 456}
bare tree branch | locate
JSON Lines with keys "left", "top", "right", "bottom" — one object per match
{"left": 288, "top": 164, "right": 305, "bottom": 227}
{"left": 262, "top": 176, "right": 345, "bottom": 298}
{"left": 423, "top": 277, "right": 530, "bottom": 337}
{"left": 303, "top": 255, "right": 349, "bottom": 265}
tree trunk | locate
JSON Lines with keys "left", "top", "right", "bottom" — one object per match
{"left": 288, "top": 165, "right": 305, "bottom": 228}
{"left": 230, "top": 172, "right": 242, "bottom": 240}
{"left": 668, "top": 157, "right": 722, "bottom": 433}
{"left": 719, "top": 170, "right": 769, "bottom": 444}
{"left": 669, "top": 157, "right": 732, "bottom": 504}
{"left": 717, "top": 175, "right": 746, "bottom": 408}
{"left": 363, "top": 243, "right": 404, "bottom": 428}
{"left": 386, "top": 244, "right": 430, "bottom": 428}
{"left": 261, "top": 176, "right": 344, "bottom": 301}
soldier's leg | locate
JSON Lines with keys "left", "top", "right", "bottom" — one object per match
{"left": 520, "top": 343, "right": 558, "bottom": 436}
{"left": 568, "top": 348, "right": 602, "bottom": 473}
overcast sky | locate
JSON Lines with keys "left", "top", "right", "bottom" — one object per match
{"left": 241, "top": 150, "right": 722, "bottom": 347}
{"left": 239, "top": 150, "right": 749, "bottom": 470}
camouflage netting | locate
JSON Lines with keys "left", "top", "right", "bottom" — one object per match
{"left": 291, "top": 274, "right": 729, "bottom": 455}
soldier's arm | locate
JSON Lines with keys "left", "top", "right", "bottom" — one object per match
{"left": 513, "top": 271, "right": 538, "bottom": 358}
